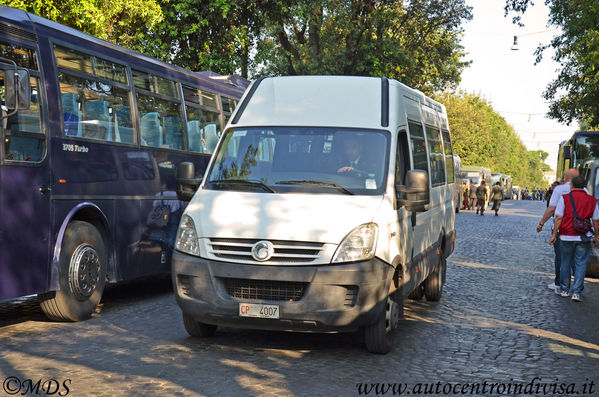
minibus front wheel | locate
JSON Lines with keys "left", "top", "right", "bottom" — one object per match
{"left": 364, "top": 294, "right": 401, "bottom": 354}
{"left": 40, "top": 221, "right": 107, "bottom": 321}
{"left": 182, "top": 313, "right": 217, "bottom": 337}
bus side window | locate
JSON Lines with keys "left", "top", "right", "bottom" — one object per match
{"left": 0, "top": 40, "right": 45, "bottom": 163}
{"left": 133, "top": 70, "right": 183, "bottom": 150}
{"left": 55, "top": 45, "right": 133, "bottom": 144}
{"left": 184, "top": 99, "right": 221, "bottom": 154}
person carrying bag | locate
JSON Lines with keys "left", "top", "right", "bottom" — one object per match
{"left": 549, "top": 176, "right": 599, "bottom": 302}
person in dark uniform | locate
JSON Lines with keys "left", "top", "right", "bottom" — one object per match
{"left": 476, "top": 180, "right": 488, "bottom": 215}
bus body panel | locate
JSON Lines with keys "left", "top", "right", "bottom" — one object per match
{"left": 0, "top": 6, "right": 247, "bottom": 302}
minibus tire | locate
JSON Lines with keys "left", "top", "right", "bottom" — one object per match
{"left": 424, "top": 255, "right": 446, "bottom": 302}
{"left": 40, "top": 221, "right": 107, "bottom": 321}
{"left": 183, "top": 313, "right": 217, "bottom": 337}
{"left": 407, "top": 284, "right": 424, "bottom": 300}
{"left": 364, "top": 296, "right": 399, "bottom": 354}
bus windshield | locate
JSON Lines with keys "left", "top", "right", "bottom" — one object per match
{"left": 206, "top": 127, "right": 390, "bottom": 195}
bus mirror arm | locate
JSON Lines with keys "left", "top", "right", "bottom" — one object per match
{"left": 395, "top": 170, "right": 430, "bottom": 213}
{"left": 0, "top": 57, "right": 31, "bottom": 120}
{"left": 176, "top": 162, "right": 201, "bottom": 201}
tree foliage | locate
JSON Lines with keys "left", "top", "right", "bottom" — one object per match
{"left": 1, "top": 0, "right": 163, "bottom": 50}
{"left": 438, "top": 92, "right": 550, "bottom": 188}
{"left": 140, "top": 0, "right": 266, "bottom": 77}
{"left": 505, "top": 0, "right": 599, "bottom": 128}
{"left": 137, "top": 0, "right": 472, "bottom": 90}
{"left": 254, "top": 0, "right": 472, "bottom": 93}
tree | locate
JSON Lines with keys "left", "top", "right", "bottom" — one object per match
{"left": 505, "top": 0, "right": 599, "bottom": 128}
{"left": 139, "top": 0, "right": 267, "bottom": 78}
{"left": 255, "top": 0, "right": 473, "bottom": 94}
{"left": 437, "top": 91, "right": 550, "bottom": 187}
{"left": 1, "top": 0, "right": 164, "bottom": 51}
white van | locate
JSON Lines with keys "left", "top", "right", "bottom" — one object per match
{"left": 172, "top": 76, "right": 456, "bottom": 354}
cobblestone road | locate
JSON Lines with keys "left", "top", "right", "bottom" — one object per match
{"left": 1, "top": 200, "right": 598, "bottom": 396}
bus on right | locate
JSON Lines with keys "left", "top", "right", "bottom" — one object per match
{"left": 556, "top": 130, "right": 599, "bottom": 277}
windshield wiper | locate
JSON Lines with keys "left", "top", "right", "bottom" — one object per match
{"left": 275, "top": 180, "right": 355, "bottom": 195}
{"left": 210, "top": 179, "right": 276, "bottom": 193}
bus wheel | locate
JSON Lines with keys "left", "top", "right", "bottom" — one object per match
{"left": 364, "top": 295, "right": 400, "bottom": 354}
{"left": 407, "top": 284, "right": 424, "bottom": 300}
{"left": 40, "top": 221, "right": 107, "bottom": 321}
{"left": 424, "top": 253, "right": 446, "bottom": 302}
{"left": 182, "top": 313, "right": 217, "bottom": 337}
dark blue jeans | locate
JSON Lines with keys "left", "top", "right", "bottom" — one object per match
{"left": 553, "top": 238, "right": 561, "bottom": 286}
{"left": 559, "top": 240, "right": 591, "bottom": 295}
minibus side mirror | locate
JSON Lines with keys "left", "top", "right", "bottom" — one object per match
{"left": 396, "top": 170, "right": 430, "bottom": 212}
{"left": 3, "top": 68, "right": 31, "bottom": 112}
{"left": 176, "top": 162, "right": 202, "bottom": 201}
{"left": 563, "top": 146, "right": 571, "bottom": 160}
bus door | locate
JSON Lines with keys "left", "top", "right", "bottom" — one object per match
{"left": 0, "top": 42, "right": 51, "bottom": 299}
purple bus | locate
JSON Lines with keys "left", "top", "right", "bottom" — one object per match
{"left": 0, "top": 6, "right": 248, "bottom": 321}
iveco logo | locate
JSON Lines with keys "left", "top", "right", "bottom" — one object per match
{"left": 251, "top": 241, "right": 274, "bottom": 262}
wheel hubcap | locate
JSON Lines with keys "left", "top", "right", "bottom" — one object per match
{"left": 385, "top": 297, "right": 399, "bottom": 333}
{"left": 69, "top": 244, "right": 100, "bottom": 300}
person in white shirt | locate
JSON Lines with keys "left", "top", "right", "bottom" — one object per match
{"left": 549, "top": 176, "right": 599, "bottom": 301}
{"left": 536, "top": 169, "right": 585, "bottom": 291}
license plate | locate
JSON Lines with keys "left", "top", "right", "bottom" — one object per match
{"left": 239, "top": 303, "right": 280, "bottom": 319}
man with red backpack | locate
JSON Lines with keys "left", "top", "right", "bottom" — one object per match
{"left": 549, "top": 176, "right": 599, "bottom": 302}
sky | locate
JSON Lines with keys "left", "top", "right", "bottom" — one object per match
{"left": 458, "top": 0, "right": 576, "bottom": 173}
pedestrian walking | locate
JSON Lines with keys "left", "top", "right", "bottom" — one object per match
{"left": 469, "top": 180, "right": 477, "bottom": 210}
{"left": 537, "top": 169, "right": 586, "bottom": 292}
{"left": 463, "top": 181, "right": 470, "bottom": 210}
{"left": 491, "top": 182, "right": 503, "bottom": 216}
{"left": 476, "top": 180, "right": 488, "bottom": 216}
{"left": 549, "top": 176, "right": 599, "bottom": 302}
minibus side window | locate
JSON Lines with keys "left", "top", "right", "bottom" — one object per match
{"left": 442, "top": 130, "right": 455, "bottom": 183}
{"left": 407, "top": 121, "right": 429, "bottom": 173}
{"left": 425, "top": 125, "right": 446, "bottom": 186}
{"left": 396, "top": 130, "right": 410, "bottom": 186}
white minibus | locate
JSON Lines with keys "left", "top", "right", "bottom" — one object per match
{"left": 173, "top": 76, "right": 456, "bottom": 353}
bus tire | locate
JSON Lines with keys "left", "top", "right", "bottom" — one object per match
{"left": 40, "top": 221, "right": 107, "bottom": 321}
{"left": 364, "top": 295, "right": 400, "bottom": 354}
{"left": 424, "top": 254, "right": 446, "bottom": 302}
{"left": 407, "top": 284, "right": 424, "bottom": 300}
{"left": 183, "top": 313, "right": 217, "bottom": 337}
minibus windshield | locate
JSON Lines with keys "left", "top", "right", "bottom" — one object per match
{"left": 205, "top": 127, "right": 390, "bottom": 195}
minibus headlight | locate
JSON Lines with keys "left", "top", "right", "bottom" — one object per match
{"left": 332, "top": 223, "right": 378, "bottom": 263}
{"left": 175, "top": 215, "right": 200, "bottom": 257}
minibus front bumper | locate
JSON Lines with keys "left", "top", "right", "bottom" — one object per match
{"left": 172, "top": 251, "right": 393, "bottom": 332}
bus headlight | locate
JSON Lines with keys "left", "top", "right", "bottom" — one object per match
{"left": 332, "top": 223, "right": 378, "bottom": 263}
{"left": 175, "top": 215, "right": 200, "bottom": 256}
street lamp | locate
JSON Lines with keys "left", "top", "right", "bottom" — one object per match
{"left": 511, "top": 35, "right": 519, "bottom": 51}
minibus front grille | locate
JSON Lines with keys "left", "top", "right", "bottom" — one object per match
{"left": 223, "top": 278, "right": 308, "bottom": 301}
{"left": 208, "top": 238, "right": 324, "bottom": 264}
